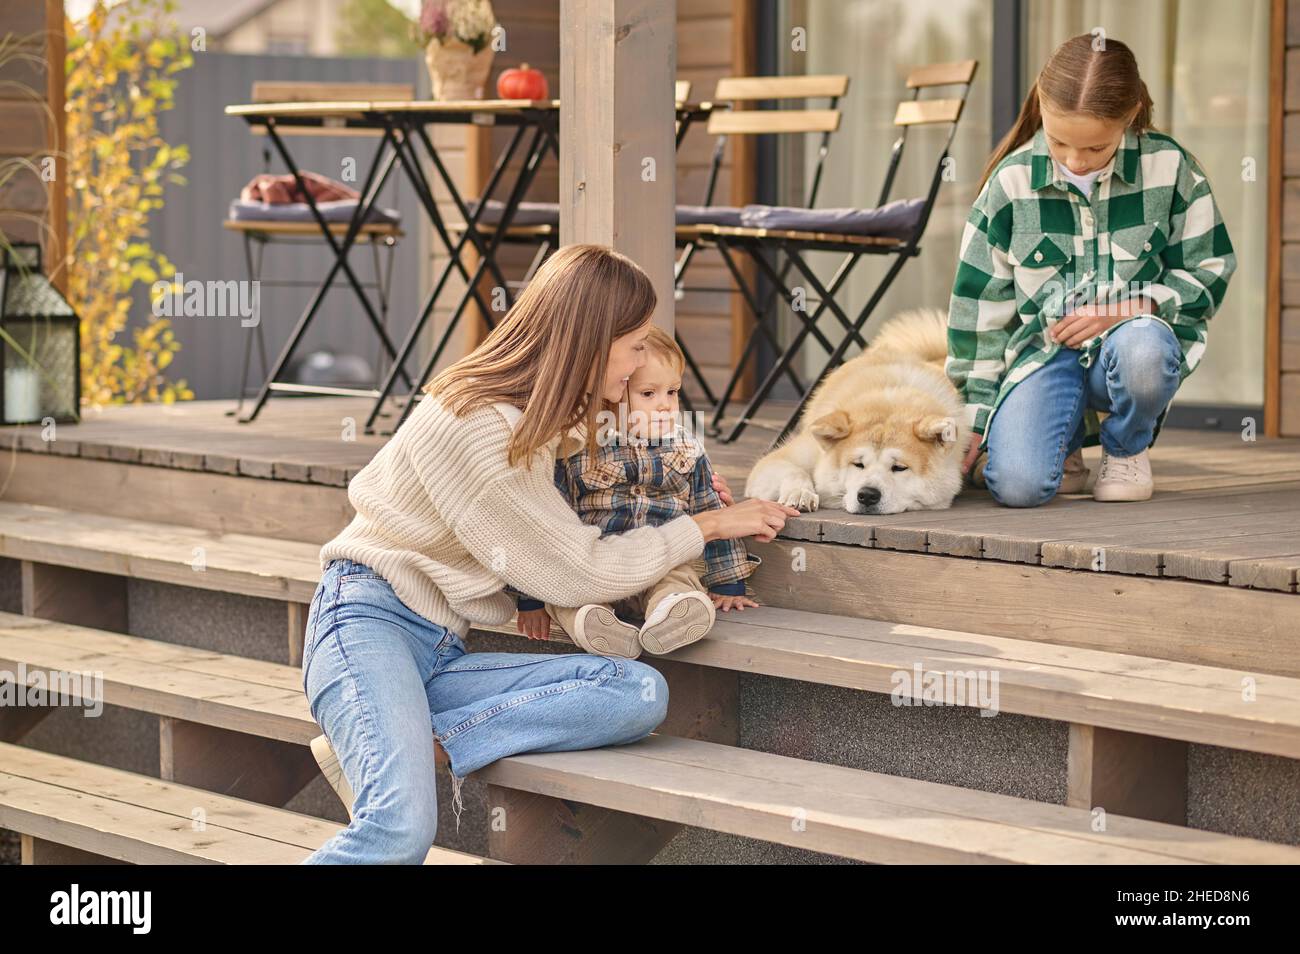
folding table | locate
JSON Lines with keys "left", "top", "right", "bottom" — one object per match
{"left": 223, "top": 98, "right": 560, "bottom": 431}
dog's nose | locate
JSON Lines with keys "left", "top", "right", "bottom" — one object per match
{"left": 857, "top": 487, "right": 881, "bottom": 508}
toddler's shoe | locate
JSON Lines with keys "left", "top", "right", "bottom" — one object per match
{"left": 572, "top": 604, "right": 642, "bottom": 658}
{"left": 1093, "top": 449, "right": 1153, "bottom": 502}
{"left": 638, "top": 591, "right": 715, "bottom": 655}
{"left": 1058, "top": 448, "right": 1091, "bottom": 494}
{"left": 310, "top": 733, "right": 355, "bottom": 820}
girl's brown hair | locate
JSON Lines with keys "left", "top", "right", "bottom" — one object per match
{"left": 423, "top": 243, "right": 656, "bottom": 468}
{"left": 978, "top": 33, "right": 1154, "bottom": 191}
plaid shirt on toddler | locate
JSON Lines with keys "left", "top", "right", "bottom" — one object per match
{"left": 513, "top": 424, "right": 760, "bottom": 612}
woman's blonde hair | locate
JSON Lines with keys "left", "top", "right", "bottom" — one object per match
{"left": 422, "top": 243, "right": 656, "bottom": 468}
{"left": 979, "top": 33, "right": 1154, "bottom": 191}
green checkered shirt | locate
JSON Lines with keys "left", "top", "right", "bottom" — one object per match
{"left": 946, "top": 126, "right": 1236, "bottom": 444}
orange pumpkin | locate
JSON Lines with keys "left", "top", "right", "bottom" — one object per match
{"left": 496, "top": 63, "right": 548, "bottom": 101}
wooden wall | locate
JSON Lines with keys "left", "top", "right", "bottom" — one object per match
{"left": 0, "top": 1, "right": 66, "bottom": 291}
{"left": 1281, "top": 0, "right": 1300, "bottom": 434}
{"left": 456, "top": 0, "right": 755, "bottom": 401}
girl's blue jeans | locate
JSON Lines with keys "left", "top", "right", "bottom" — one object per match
{"left": 983, "top": 317, "right": 1182, "bottom": 508}
{"left": 300, "top": 557, "right": 670, "bottom": 864}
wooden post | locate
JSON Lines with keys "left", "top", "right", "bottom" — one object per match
{"left": 45, "top": 0, "right": 68, "bottom": 294}
{"left": 1067, "top": 724, "right": 1188, "bottom": 826}
{"left": 1266, "top": 0, "right": 1283, "bottom": 436}
{"left": 729, "top": 0, "right": 758, "bottom": 399}
{"left": 560, "top": 0, "right": 677, "bottom": 331}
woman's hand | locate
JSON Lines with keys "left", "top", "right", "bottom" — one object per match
{"left": 516, "top": 608, "right": 552, "bottom": 640}
{"left": 1050, "top": 296, "right": 1157, "bottom": 349}
{"left": 694, "top": 498, "right": 800, "bottom": 544}
{"left": 711, "top": 471, "right": 734, "bottom": 506}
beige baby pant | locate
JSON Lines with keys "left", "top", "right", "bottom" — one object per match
{"left": 546, "top": 557, "right": 711, "bottom": 638}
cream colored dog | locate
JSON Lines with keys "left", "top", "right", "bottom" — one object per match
{"left": 744, "top": 308, "right": 968, "bottom": 515}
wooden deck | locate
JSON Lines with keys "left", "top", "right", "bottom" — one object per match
{"left": 3, "top": 396, "right": 1298, "bottom": 592}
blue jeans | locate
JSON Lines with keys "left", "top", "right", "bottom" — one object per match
{"left": 983, "top": 318, "right": 1182, "bottom": 508}
{"left": 300, "top": 557, "right": 670, "bottom": 864}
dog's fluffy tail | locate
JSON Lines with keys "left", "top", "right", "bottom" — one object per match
{"left": 870, "top": 307, "right": 949, "bottom": 365}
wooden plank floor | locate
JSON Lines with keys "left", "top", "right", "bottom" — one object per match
{"left": 2, "top": 396, "right": 1297, "bottom": 592}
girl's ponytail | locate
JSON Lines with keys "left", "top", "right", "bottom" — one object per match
{"left": 977, "top": 80, "right": 1042, "bottom": 192}
{"left": 1132, "top": 78, "right": 1154, "bottom": 132}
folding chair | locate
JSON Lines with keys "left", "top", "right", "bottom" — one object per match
{"left": 227, "top": 81, "right": 416, "bottom": 420}
{"left": 450, "top": 79, "right": 700, "bottom": 288}
{"left": 441, "top": 79, "right": 717, "bottom": 413}
{"left": 672, "top": 74, "right": 850, "bottom": 409}
{"left": 685, "top": 59, "right": 979, "bottom": 446}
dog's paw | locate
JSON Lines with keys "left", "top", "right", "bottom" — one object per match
{"left": 777, "top": 479, "right": 819, "bottom": 512}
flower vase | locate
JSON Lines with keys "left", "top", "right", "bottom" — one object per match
{"left": 425, "top": 38, "right": 495, "bottom": 101}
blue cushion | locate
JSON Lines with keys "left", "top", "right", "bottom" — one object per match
{"left": 228, "top": 198, "right": 400, "bottom": 225}
{"left": 675, "top": 204, "right": 745, "bottom": 227}
{"left": 468, "top": 200, "right": 559, "bottom": 227}
{"left": 737, "top": 197, "right": 924, "bottom": 239}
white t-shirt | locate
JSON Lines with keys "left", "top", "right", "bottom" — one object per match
{"left": 1056, "top": 160, "right": 1101, "bottom": 197}
{"left": 1055, "top": 161, "right": 1102, "bottom": 318}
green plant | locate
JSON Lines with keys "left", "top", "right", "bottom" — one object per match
{"left": 337, "top": 0, "right": 426, "bottom": 58}
{"left": 65, "top": 0, "right": 194, "bottom": 405}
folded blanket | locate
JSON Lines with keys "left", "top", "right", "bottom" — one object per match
{"left": 228, "top": 198, "right": 401, "bottom": 225}
{"left": 240, "top": 171, "right": 359, "bottom": 205}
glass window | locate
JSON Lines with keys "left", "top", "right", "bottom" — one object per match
{"left": 774, "top": 0, "right": 993, "bottom": 384}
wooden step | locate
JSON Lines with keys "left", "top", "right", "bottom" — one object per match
{"left": 4, "top": 617, "right": 1297, "bottom": 864}
{"left": 5, "top": 500, "right": 1300, "bottom": 832}
{"left": 749, "top": 536, "right": 1300, "bottom": 677}
{"left": 5, "top": 600, "right": 1300, "bottom": 761}
{"left": 0, "top": 612, "right": 316, "bottom": 743}
{"left": 0, "top": 743, "right": 496, "bottom": 865}
{"left": 0, "top": 501, "right": 319, "bottom": 603}
{"left": 675, "top": 606, "right": 1300, "bottom": 759}
{"left": 478, "top": 734, "right": 1300, "bottom": 864}
{"left": 5, "top": 499, "right": 1298, "bottom": 681}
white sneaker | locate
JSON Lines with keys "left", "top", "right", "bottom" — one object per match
{"left": 1058, "top": 448, "right": 1091, "bottom": 495}
{"left": 310, "top": 733, "right": 355, "bottom": 820}
{"left": 1093, "top": 449, "right": 1153, "bottom": 502}
{"left": 572, "top": 604, "right": 642, "bottom": 658}
{"left": 638, "top": 591, "right": 715, "bottom": 655}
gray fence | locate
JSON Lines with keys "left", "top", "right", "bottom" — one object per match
{"left": 129, "top": 51, "right": 431, "bottom": 401}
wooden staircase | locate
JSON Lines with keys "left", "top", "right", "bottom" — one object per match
{"left": 2, "top": 499, "right": 1300, "bottom": 864}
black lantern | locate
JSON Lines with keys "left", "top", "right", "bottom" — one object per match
{"left": 0, "top": 242, "right": 79, "bottom": 425}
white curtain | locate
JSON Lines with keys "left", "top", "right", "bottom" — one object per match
{"left": 782, "top": 0, "right": 993, "bottom": 383}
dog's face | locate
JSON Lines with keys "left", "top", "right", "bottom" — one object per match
{"left": 808, "top": 408, "right": 965, "bottom": 514}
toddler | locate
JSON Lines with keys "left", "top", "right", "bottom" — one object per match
{"left": 511, "top": 326, "right": 760, "bottom": 657}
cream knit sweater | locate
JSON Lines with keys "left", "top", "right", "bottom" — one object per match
{"left": 319, "top": 395, "right": 708, "bottom": 638}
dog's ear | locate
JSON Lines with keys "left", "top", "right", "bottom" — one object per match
{"left": 809, "top": 410, "right": 852, "bottom": 449}
{"left": 914, "top": 416, "right": 959, "bottom": 446}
